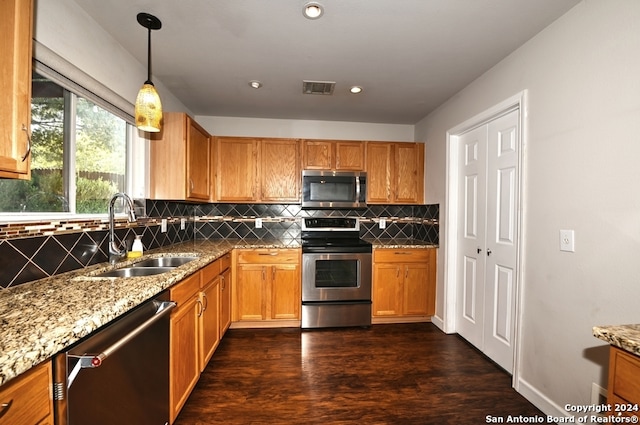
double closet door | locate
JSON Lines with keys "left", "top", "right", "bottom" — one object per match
{"left": 456, "top": 109, "right": 519, "bottom": 374}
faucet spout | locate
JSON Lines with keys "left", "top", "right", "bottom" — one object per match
{"left": 109, "top": 193, "right": 137, "bottom": 264}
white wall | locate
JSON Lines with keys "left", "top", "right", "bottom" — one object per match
{"left": 34, "top": 0, "right": 190, "bottom": 116}
{"left": 415, "top": 0, "right": 640, "bottom": 415}
{"left": 196, "top": 116, "right": 414, "bottom": 141}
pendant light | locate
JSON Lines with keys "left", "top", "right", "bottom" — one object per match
{"left": 135, "top": 12, "right": 163, "bottom": 132}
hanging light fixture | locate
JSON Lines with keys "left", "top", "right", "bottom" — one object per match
{"left": 135, "top": 12, "right": 163, "bottom": 132}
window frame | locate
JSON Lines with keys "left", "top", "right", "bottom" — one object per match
{"left": 0, "top": 55, "right": 145, "bottom": 223}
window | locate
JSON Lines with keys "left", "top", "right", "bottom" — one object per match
{"left": 0, "top": 72, "right": 132, "bottom": 215}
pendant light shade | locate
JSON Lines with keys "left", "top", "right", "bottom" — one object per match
{"left": 135, "top": 13, "right": 163, "bottom": 132}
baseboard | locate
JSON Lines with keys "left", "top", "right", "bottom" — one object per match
{"left": 372, "top": 316, "right": 431, "bottom": 325}
{"left": 229, "top": 320, "right": 301, "bottom": 329}
{"left": 430, "top": 314, "right": 445, "bottom": 332}
{"left": 516, "top": 376, "right": 571, "bottom": 420}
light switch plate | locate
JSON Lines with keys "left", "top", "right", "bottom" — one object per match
{"left": 161, "top": 219, "right": 167, "bottom": 233}
{"left": 379, "top": 218, "right": 386, "bottom": 229}
{"left": 180, "top": 218, "right": 186, "bottom": 230}
{"left": 559, "top": 229, "right": 575, "bottom": 252}
{"left": 255, "top": 218, "right": 263, "bottom": 229}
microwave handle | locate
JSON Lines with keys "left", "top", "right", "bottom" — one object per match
{"left": 355, "top": 176, "right": 361, "bottom": 200}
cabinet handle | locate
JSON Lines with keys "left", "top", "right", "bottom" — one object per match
{"left": 405, "top": 267, "right": 409, "bottom": 279}
{"left": 21, "top": 124, "right": 31, "bottom": 162}
{"left": 0, "top": 400, "right": 13, "bottom": 419}
{"left": 393, "top": 252, "right": 411, "bottom": 255}
{"left": 396, "top": 267, "right": 400, "bottom": 278}
{"left": 262, "top": 268, "right": 266, "bottom": 281}
{"left": 197, "top": 299, "right": 204, "bottom": 317}
{"left": 221, "top": 276, "right": 225, "bottom": 290}
{"left": 272, "top": 267, "right": 275, "bottom": 281}
{"left": 258, "top": 252, "right": 278, "bottom": 256}
{"left": 189, "top": 178, "right": 194, "bottom": 191}
{"left": 202, "top": 293, "right": 208, "bottom": 311}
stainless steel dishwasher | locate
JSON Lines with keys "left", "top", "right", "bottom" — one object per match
{"left": 53, "top": 291, "right": 176, "bottom": 425}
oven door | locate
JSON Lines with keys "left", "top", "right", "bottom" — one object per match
{"left": 302, "top": 252, "right": 372, "bottom": 302}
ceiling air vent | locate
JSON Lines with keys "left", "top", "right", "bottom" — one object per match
{"left": 303, "top": 80, "right": 335, "bottom": 95}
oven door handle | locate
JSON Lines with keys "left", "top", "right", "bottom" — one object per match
{"left": 67, "top": 301, "right": 176, "bottom": 388}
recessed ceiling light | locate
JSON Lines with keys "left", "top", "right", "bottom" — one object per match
{"left": 303, "top": 2, "right": 324, "bottom": 19}
{"left": 249, "top": 80, "right": 262, "bottom": 89}
{"left": 350, "top": 86, "right": 363, "bottom": 94}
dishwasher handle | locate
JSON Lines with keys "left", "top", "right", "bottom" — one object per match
{"left": 91, "top": 300, "right": 176, "bottom": 367}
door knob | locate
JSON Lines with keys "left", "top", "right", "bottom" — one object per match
{"left": 477, "top": 247, "right": 482, "bottom": 254}
{"left": 487, "top": 249, "right": 492, "bottom": 256}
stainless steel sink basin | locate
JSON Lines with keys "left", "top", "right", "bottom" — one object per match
{"left": 95, "top": 266, "right": 175, "bottom": 278}
{"left": 132, "top": 256, "right": 198, "bottom": 268}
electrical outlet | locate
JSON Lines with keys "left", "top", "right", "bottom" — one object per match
{"left": 379, "top": 218, "right": 386, "bottom": 229}
{"left": 255, "top": 218, "right": 263, "bottom": 229}
{"left": 161, "top": 219, "right": 167, "bottom": 233}
{"left": 180, "top": 218, "right": 186, "bottom": 230}
{"left": 559, "top": 229, "right": 575, "bottom": 252}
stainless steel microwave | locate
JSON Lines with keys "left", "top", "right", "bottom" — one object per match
{"left": 301, "top": 170, "right": 367, "bottom": 209}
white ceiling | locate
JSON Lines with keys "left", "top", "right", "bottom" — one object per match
{"left": 72, "top": 0, "right": 580, "bottom": 125}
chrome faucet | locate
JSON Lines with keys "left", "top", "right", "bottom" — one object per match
{"left": 109, "top": 193, "right": 137, "bottom": 264}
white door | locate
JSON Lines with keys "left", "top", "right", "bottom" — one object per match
{"left": 456, "top": 109, "right": 519, "bottom": 374}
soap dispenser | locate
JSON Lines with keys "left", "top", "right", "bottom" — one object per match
{"left": 128, "top": 235, "right": 144, "bottom": 258}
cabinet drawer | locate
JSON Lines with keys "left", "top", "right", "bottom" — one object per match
{"left": 201, "top": 260, "right": 221, "bottom": 286}
{"left": 219, "top": 253, "right": 231, "bottom": 271}
{"left": 374, "top": 248, "right": 432, "bottom": 263}
{"left": 237, "top": 249, "right": 299, "bottom": 264}
{"left": 170, "top": 272, "right": 201, "bottom": 306}
{"left": 0, "top": 360, "right": 53, "bottom": 425}
{"left": 611, "top": 347, "right": 640, "bottom": 404}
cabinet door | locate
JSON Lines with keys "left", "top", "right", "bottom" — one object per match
{"left": 403, "top": 264, "right": 431, "bottom": 315}
{"left": 0, "top": 359, "right": 53, "bottom": 425}
{"left": 199, "top": 278, "right": 220, "bottom": 371}
{"left": 216, "top": 137, "right": 257, "bottom": 201}
{"left": 270, "top": 264, "right": 300, "bottom": 320}
{"left": 366, "top": 142, "right": 393, "bottom": 203}
{"left": 186, "top": 120, "right": 211, "bottom": 201}
{"left": 170, "top": 294, "right": 200, "bottom": 423}
{"left": 302, "top": 140, "right": 332, "bottom": 170}
{"left": 372, "top": 263, "right": 403, "bottom": 316}
{"left": 219, "top": 267, "right": 232, "bottom": 336}
{"left": 236, "top": 264, "right": 266, "bottom": 320}
{"left": 0, "top": 0, "right": 33, "bottom": 179}
{"left": 260, "top": 138, "right": 300, "bottom": 202}
{"left": 395, "top": 143, "right": 424, "bottom": 204}
{"left": 335, "top": 141, "right": 365, "bottom": 171}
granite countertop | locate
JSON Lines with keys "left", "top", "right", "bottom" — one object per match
{"left": 593, "top": 324, "right": 640, "bottom": 356}
{"left": 0, "top": 238, "right": 436, "bottom": 387}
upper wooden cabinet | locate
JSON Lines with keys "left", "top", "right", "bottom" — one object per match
{"left": 214, "top": 136, "right": 300, "bottom": 203}
{"left": 0, "top": 0, "right": 33, "bottom": 179}
{"left": 149, "top": 112, "right": 212, "bottom": 202}
{"left": 302, "top": 140, "right": 365, "bottom": 171}
{"left": 366, "top": 142, "right": 425, "bottom": 204}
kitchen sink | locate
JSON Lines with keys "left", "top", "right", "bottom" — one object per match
{"left": 95, "top": 266, "right": 175, "bottom": 278}
{"left": 132, "top": 256, "right": 198, "bottom": 268}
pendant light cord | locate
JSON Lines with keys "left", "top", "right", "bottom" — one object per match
{"left": 146, "top": 27, "right": 152, "bottom": 84}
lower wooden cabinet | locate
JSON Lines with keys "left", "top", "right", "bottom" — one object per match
{"left": 0, "top": 359, "right": 54, "bottom": 425}
{"left": 233, "top": 249, "right": 301, "bottom": 326}
{"left": 608, "top": 346, "right": 640, "bottom": 415}
{"left": 169, "top": 272, "right": 201, "bottom": 423}
{"left": 372, "top": 248, "right": 436, "bottom": 322}
{"left": 168, "top": 254, "right": 233, "bottom": 423}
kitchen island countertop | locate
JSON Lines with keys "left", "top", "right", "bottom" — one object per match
{"left": 0, "top": 238, "right": 436, "bottom": 386}
{"left": 593, "top": 324, "right": 640, "bottom": 357}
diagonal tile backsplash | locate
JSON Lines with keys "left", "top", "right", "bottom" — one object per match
{"left": 0, "top": 201, "right": 438, "bottom": 289}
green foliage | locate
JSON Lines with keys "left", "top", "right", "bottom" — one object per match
{"left": 76, "top": 176, "right": 118, "bottom": 214}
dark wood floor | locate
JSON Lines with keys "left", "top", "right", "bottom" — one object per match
{"left": 175, "top": 323, "right": 553, "bottom": 425}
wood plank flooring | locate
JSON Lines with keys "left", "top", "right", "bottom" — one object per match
{"left": 175, "top": 323, "right": 553, "bottom": 425}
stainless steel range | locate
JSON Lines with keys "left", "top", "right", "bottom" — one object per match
{"left": 301, "top": 217, "right": 372, "bottom": 328}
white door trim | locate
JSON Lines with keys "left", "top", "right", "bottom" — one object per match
{"left": 442, "top": 91, "right": 527, "bottom": 387}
